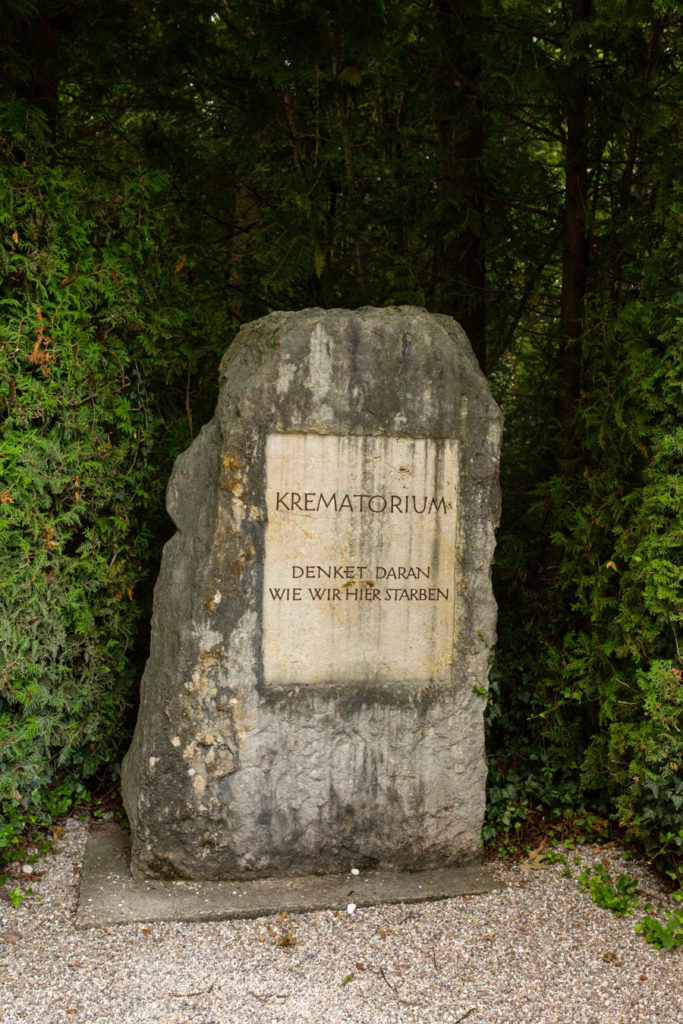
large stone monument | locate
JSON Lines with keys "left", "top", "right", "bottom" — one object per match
{"left": 121, "top": 307, "right": 502, "bottom": 880}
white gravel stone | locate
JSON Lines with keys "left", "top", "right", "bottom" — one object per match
{"left": 0, "top": 816, "right": 681, "bottom": 1023}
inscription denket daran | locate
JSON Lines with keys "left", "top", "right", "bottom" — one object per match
{"left": 263, "top": 433, "right": 459, "bottom": 687}
{"left": 122, "top": 307, "right": 502, "bottom": 881}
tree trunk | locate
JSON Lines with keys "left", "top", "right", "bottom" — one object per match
{"left": 557, "top": 0, "right": 593, "bottom": 447}
{"left": 1, "top": 5, "right": 75, "bottom": 140}
{"left": 431, "top": 0, "right": 487, "bottom": 371}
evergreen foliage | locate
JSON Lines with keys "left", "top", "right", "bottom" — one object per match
{"left": 0, "top": 100, "right": 221, "bottom": 845}
{"left": 0, "top": 110, "right": 157, "bottom": 795}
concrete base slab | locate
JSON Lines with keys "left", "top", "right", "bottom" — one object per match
{"left": 76, "top": 822, "right": 504, "bottom": 928}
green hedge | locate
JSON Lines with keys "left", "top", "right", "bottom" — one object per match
{"left": 489, "top": 306, "right": 683, "bottom": 882}
{"left": 0, "top": 110, "right": 200, "bottom": 841}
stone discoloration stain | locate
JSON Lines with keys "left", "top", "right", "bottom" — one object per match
{"left": 219, "top": 451, "right": 245, "bottom": 496}
{"left": 307, "top": 322, "right": 334, "bottom": 401}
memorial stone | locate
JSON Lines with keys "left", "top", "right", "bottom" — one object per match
{"left": 121, "top": 307, "right": 502, "bottom": 880}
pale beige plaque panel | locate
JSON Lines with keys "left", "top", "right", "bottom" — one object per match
{"left": 263, "top": 434, "right": 459, "bottom": 686}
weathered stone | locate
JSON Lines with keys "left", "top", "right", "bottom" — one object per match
{"left": 121, "top": 307, "right": 502, "bottom": 880}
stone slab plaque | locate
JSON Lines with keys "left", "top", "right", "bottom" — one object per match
{"left": 263, "top": 433, "right": 458, "bottom": 686}
{"left": 122, "top": 307, "right": 502, "bottom": 882}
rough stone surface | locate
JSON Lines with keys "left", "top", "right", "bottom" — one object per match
{"left": 121, "top": 307, "right": 502, "bottom": 880}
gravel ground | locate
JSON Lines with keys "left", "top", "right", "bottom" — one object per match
{"left": 1, "top": 816, "right": 681, "bottom": 1024}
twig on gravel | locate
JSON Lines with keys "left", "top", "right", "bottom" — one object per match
{"left": 398, "top": 910, "right": 417, "bottom": 924}
{"left": 372, "top": 965, "right": 419, "bottom": 1007}
{"left": 247, "top": 991, "right": 290, "bottom": 1001}
{"left": 453, "top": 1010, "right": 475, "bottom": 1023}
{"left": 171, "top": 982, "right": 215, "bottom": 998}
{"left": 636, "top": 886, "right": 667, "bottom": 904}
